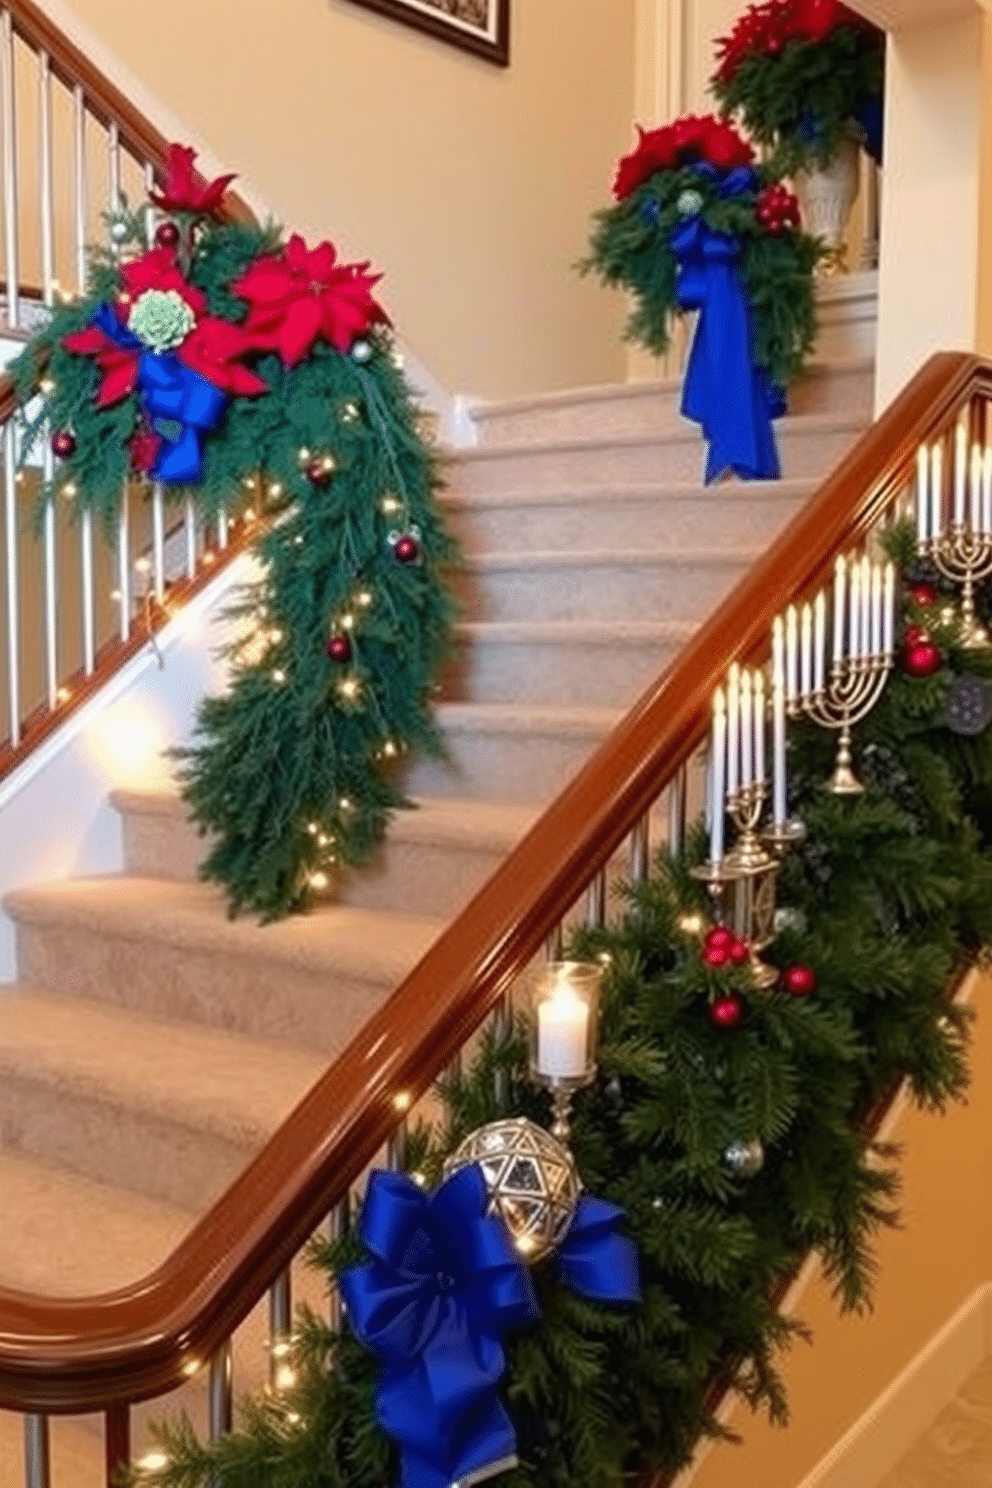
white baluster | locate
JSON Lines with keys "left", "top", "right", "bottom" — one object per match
{"left": 73, "top": 83, "right": 87, "bottom": 293}
{"left": 1, "top": 9, "right": 19, "bottom": 330}
{"left": 4, "top": 418, "right": 19, "bottom": 744}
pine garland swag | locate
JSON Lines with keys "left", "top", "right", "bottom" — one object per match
{"left": 132, "top": 566, "right": 992, "bottom": 1488}
{"left": 10, "top": 156, "right": 458, "bottom": 921}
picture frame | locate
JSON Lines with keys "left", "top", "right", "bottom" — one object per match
{"left": 343, "top": 0, "right": 510, "bottom": 66}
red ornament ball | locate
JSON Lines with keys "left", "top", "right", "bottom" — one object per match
{"left": 704, "top": 925, "right": 735, "bottom": 952}
{"left": 394, "top": 533, "right": 420, "bottom": 565}
{"left": 702, "top": 943, "right": 729, "bottom": 969}
{"left": 781, "top": 963, "right": 817, "bottom": 998}
{"left": 326, "top": 633, "right": 352, "bottom": 664}
{"left": 306, "top": 457, "right": 335, "bottom": 487}
{"left": 908, "top": 582, "right": 939, "bottom": 608}
{"left": 904, "top": 641, "right": 942, "bottom": 678}
{"left": 727, "top": 937, "right": 750, "bottom": 966}
{"left": 902, "top": 624, "right": 928, "bottom": 649}
{"left": 708, "top": 993, "right": 745, "bottom": 1029}
{"left": 155, "top": 221, "right": 181, "bottom": 249}
{"left": 51, "top": 429, "right": 76, "bottom": 459}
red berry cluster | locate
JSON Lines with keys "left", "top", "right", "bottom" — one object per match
{"left": 756, "top": 183, "right": 800, "bottom": 235}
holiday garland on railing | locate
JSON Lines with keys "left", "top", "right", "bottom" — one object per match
{"left": 136, "top": 556, "right": 992, "bottom": 1488}
{"left": 582, "top": 115, "right": 821, "bottom": 482}
{"left": 11, "top": 147, "right": 456, "bottom": 920}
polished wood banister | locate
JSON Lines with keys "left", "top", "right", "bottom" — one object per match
{"left": 5, "top": 0, "right": 255, "bottom": 227}
{"left": 0, "top": 349, "right": 985, "bottom": 1414}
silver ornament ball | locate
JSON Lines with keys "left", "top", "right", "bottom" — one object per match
{"left": 351, "top": 338, "right": 374, "bottom": 363}
{"left": 723, "top": 1137, "right": 764, "bottom": 1179}
{"left": 110, "top": 220, "right": 130, "bottom": 244}
{"left": 443, "top": 1116, "right": 581, "bottom": 1263}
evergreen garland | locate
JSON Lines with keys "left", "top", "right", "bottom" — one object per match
{"left": 134, "top": 565, "right": 992, "bottom": 1488}
{"left": 10, "top": 157, "right": 456, "bottom": 921}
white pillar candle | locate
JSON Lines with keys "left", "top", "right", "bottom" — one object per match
{"left": 727, "top": 664, "right": 740, "bottom": 797}
{"left": 786, "top": 606, "right": 799, "bottom": 702}
{"left": 813, "top": 592, "right": 826, "bottom": 694}
{"left": 710, "top": 687, "right": 726, "bottom": 863}
{"left": 754, "top": 670, "right": 765, "bottom": 786}
{"left": 833, "top": 555, "right": 846, "bottom": 665}
{"left": 870, "top": 561, "right": 882, "bottom": 656}
{"left": 954, "top": 420, "right": 967, "bottom": 526}
{"left": 983, "top": 445, "right": 992, "bottom": 535}
{"left": 916, "top": 445, "right": 929, "bottom": 546}
{"left": 537, "top": 982, "right": 590, "bottom": 1080}
{"left": 849, "top": 559, "right": 861, "bottom": 660}
{"left": 883, "top": 562, "right": 895, "bottom": 656}
{"left": 931, "top": 443, "right": 943, "bottom": 539}
{"left": 800, "top": 604, "right": 812, "bottom": 699}
{"left": 772, "top": 621, "right": 787, "bottom": 829}
{"left": 860, "top": 556, "right": 872, "bottom": 660}
{"left": 740, "top": 668, "right": 753, "bottom": 788}
{"left": 971, "top": 442, "right": 982, "bottom": 532}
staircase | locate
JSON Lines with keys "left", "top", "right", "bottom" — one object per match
{"left": 0, "top": 356, "right": 873, "bottom": 1475}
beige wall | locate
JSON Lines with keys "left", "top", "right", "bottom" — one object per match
{"left": 59, "top": 0, "right": 638, "bottom": 401}
{"left": 689, "top": 973, "right": 992, "bottom": 1488}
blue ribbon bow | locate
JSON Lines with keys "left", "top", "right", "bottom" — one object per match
{"left": 670, "top": 166, "right": 783, "bottom": 483}
{"left": 339, "top": 1165, "right": 540, "bottom": 1488}
{"left": 91, "top": 303, "right": 228, "bottom": 484}
{"left": 557, "top": 1196, "right": 641, "bottom": 1302}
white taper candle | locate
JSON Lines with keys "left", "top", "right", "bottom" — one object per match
{"left": 983, "top": 446, "right": 992, "bottom": 535}
{"left": 954, "top": 421, "right": 967, "bottom": 526}
{"left": 883, "top": 562, "right": 895, "bottom": 656}
{"left": 786, "top": 606, "right": 798, "bottom": 702}
{"left": 931, "top": 443, "right": 943, "bottom": 538}
{"left": 800, "top": 603, "right": 812, "bottom": 699}
{"left": 916, "top": 445, "right": 929, "bottom": 545}
{"left": 971, "top": 442, "right": 982, "bottom": 532}
{"left": 860, "top": 555, "right": 871, "bottom": 660}
{"left": 740, "top": 668, "right": 753, "bottom": 788}
{"left": 833, "top": 555, "right": 846, "bottom": 665}
{"left": 727, "top": 663, "right": 740, "bottom": 797}
{"left": 754, "top": 670, "right": 765, "bottom": 785}
{"left": 813, "top": 591, "right": 826, "bottom": 694}
{"left": 870, "top": 561, "right": 882, "bottom": 656}
{"left": 849, "top": 559, "right": 861, "bottom": 660}
{"left": 710, "top": 687, "right": 726, "bottom": 864}
{"left": 772, "top": 621, "right": 787, "bottom": 829}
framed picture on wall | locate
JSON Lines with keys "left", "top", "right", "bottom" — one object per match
{"left": 343, "top": 0, "right": 510, "bottom": 66}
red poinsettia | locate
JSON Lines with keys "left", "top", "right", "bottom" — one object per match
{"left": 232, "top": 233, "right": 389, "bottom": 366}
{"left": 715, "top": 0, "right": 866, "bottom": 81}
{"left": 613, "top": 115, "right": 755, "bottom": 200}
{"left": 115, "top": 244, "right": 208, "bottom": 319}
{"left": 62, "top": 322, "right": 140, "bottom": 406}
{"left": 149, "top": 143, "right": 236, "bottom": 216}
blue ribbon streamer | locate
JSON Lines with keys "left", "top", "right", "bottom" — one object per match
{"left": 90, "top": 303, "right": 228, "bottom": 484}
{"left": 670, "top": 166, "right": 783, "bottom": 484}
{"left": 340, "top": 1165, "right": 539, "bottom": 1488}
{"left": 556, "top": 1196, "right": 641, "bottom": 1303}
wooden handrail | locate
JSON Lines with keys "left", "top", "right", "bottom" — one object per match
{"left": 0, "top": 349, "right": 985, "bottom": 1413}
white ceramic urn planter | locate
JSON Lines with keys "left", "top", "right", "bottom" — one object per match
{"left": 794, "top": 130, "right": 861, "bottom": 274}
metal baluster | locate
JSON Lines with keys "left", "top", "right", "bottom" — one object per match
{"left": 117, "top": 488, "right": 130, "bottom": 641}
{"left": 104, "top": 1404, "right": 130, "bottom": 1488}
{"left": 144, "top": 159, "right": 155, "bottom": 247}
{"left": 218, "top": 506, "right": 229, "bottom": 550}
{"left": 2, "top": 9, "right": 19, "bottom": 331}
{"left": 328, "top": 1190, "right": 351, "bottom": 1331}
{"left": 386, "top": 1115, "right": 408, "bottom": 1171}
{"left": 585, "top": 868, "right": 607, "bottom": 928}
{"left": 73, "top": 83, "right": 87, "bottom": 293}
{"left": 43, "top": 454, "right": 57, "bottom": 707}
{"left": 269, "top": 1268, "right": 293, "bottom": 1390}
{"left": 545, "top": 923, "right": 563, "bottom": 960}
{"left": 185, "top": 493, "right": 197, "bottom": 580}
{"left": 629, "top": 812, "right": 650, "bottom": 885}
{"left": 38, "top": 50, "right": 54, "bottom": 305}
{"left": 23, "top": 1414, "right": 50, "bottom": 1488}
{"left": 5, "top": 416, "right": 19, "bottom": 744}
{"left": 152, "top": 480, "right": 165, "bottom": 603}
{"left": 668, "top": 761, "right": 688, "bottom": 860}
{"left": 107, "top": 119, "right": 121, "bottom": 217}
{"left": 492, "top": 992, "right": 510, "bottom": 1112}
{"left": 208, "top": 1340, "right": 233, "bottom": 1439}
{"left": 81, "top": 505, "right": 95, "bottom": 675}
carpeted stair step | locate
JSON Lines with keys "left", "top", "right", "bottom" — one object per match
{"left": 441, "top": 476, "right": 814, "bottom": 556}
{"left": 0, "top": 989, "right": 328, "bottom": 1210}
{"left": 450, "top": 547, "right": 756, "bottom": 625}
{"left": 114, "top": 790, "right": 540, "bottom": 920}
{"left": 404, "top": 701, "right": 619, "bottom": 803}
{"left": 4, "top": 878, "right": 445, "bottom": 1049}
{"left": 446, "top": 412, "right": 868, "bottom": 497}
{"left": 442, "top": 619, "right": 696, "bottom": 708}
{"left": 468, "top": 359, "right": 874, "bottom": 446}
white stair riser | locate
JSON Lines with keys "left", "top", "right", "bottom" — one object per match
{"left": 449, "top": 421, "right": 866, "bottom": 496}
{"left": 0, "top": 1071, "right": 254, "bottom": 1211}
{"left": 442, "top": 487, "right": 809, "bottom": 556}
{"left": 450, "top": 555, "right": 748, "bottom": 625}
{"left": 12, "top": 920, "right": 402, "bottom": 1050}
{"left": 472, "top": 364, "right": 874, "bottom": 447}
{"left": 406, "top": 723, "right": 609, "bottom": 803}
{"left": 440, "top": 630, "right": 690, "bottom": 708}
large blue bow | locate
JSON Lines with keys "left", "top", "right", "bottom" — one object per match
{"left": 339, "top": 1165, "right": 539, "bottom": 1488}
{"left": 557, "top": 1196, "right": 641, "bottom": 1302}
{"left": 670, "top": 166, "right": 783, "bottom": 483}
{"left": 91, "top": 303, "right": 228, "bottom": 484}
